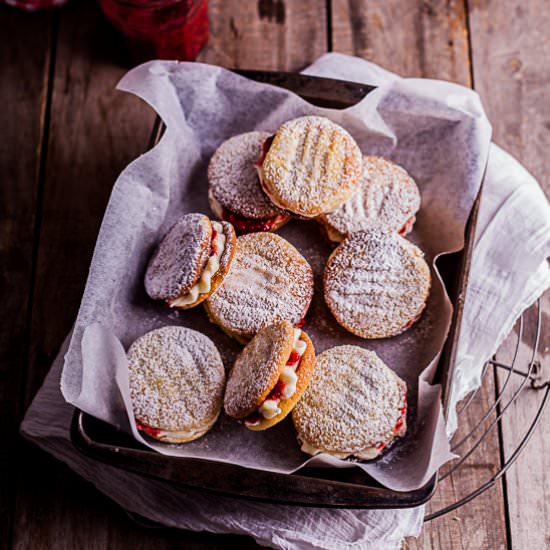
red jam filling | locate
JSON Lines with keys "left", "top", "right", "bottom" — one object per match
{"left": 287, "top": 350, "right": 301, "bottom": 367}
{"left": 267, "top": 379, "right": 287, "bottom": 401}
{"left": 294, "top": 318, "right": 306, "bottom": 329}
{"left": 374, "top": 396, "right": 407, "bottom": 451}
{"left": 393, "top": 396, "right": 407, "bottom": 434}
{"left": 255, "top": 134, "right": 275, "bottom": 168}
{"left": 210, "top": 229, "right": 218, "bottom": 256}
{"left": 243, "top": 412, "right": 262, "bottom": 426}
{"left": 135, "top": 419, "right": 162, "bottom": 438}
{"left": 221, "top": 207, "right": 287, "bottom": 234}
{"left": 398, "top": 216, "right": 416, "bottom": 236}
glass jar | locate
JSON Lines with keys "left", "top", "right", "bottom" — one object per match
{"left": 98, "top": 0, "right": 208, "bottom": 61}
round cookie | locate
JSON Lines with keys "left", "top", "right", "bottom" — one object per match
{"left": 204, "top": 232, "right": 314, "bottom": 343}
{"left": 144, "top": 213, "right": 236, "bottom": 309}
{"left": 324, "top": 230, "right": 431, "bottom": 339}
{"left": 127, "top": 326, "right": 226, "bottom": 444}
{"left": 292, "top": 345, "right": 407, "bottom": 460}
{"left": 224, "top": 320, "right": 315, "bottom": 430}
{"left": 319, "top": 156, "right": 421, "bottom": 243}
{"left": 208, "top": 131, "right": 291, "bottom": 233}
{"left": 258, "top": 116, "right": 363, "bottom": 218}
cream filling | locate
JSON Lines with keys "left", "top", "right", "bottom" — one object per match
{"left": 247, "top": 329, "right": 306, "bottom": 423}
{"left": 323, "top": 222, "right": 345, "bottom": 243}
{"left": 299, "top": 440, "right": 382, "bottom": 460}
{"left": 299, "top": 410, "right": 407, "bottom": 460}
{"left": 168, "top": 222, "right": 226, "bottom": 307}
{"left": 138, "top": 423, "right": 211, "bottom": 443}
{"left": 208, "top": 192, "right": 224, "bottom": 220}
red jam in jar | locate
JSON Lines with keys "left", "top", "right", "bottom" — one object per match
{"left": 98, "top": 0, "right": 208, "bottom": 62}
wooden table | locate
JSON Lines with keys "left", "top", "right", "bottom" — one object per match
{"left": 2, "top": 0, "right": 549, "bottom": 548}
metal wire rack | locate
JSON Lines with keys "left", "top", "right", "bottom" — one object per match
{"left": 425, "top": 298, "right": 549, "bottom": 520}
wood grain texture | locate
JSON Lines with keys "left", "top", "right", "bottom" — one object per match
{"left": 330, "top": 1, "right": 508, "bottom": 547}
{"left": 331, "top": 0, "right": 472, "bottom": 85}
{"left": 13, "top": 446, "right": 258, "bottom": 550}
{"left": 0, "top": 9, "right": 53, "bottom": 550}
{"left": 10, "top": 0, "right": 165, "bottom": 548}
{"left": 405, "top": 370, "right": 507, "bottom": 550}
{"left": 493, "top": 297, "right": 550, "bottom": 550}
{"left": 20, "top": 0, "right": 155, "bottom": 408}
{"left": 468, "top": 0, "right": 550, "bottom": 186}
{"left": 198, "top": 0, "right": 327, "bottom": 70}
{"left": 11, "top": 0, "right": 322, "bottom": 548}
{"left": 469, "top": 1, "right": 550, "bottom": 547}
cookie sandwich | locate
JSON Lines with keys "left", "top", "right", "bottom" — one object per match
{"left": 324, "top": 230, "right": 431, "bottom": 339}
{"left": 208, "top": 131, "right": 291, "bottom": 233}
{"left": 205, "top": 232, "right": 314, "bottom": 343}
{"left": 292, "top": 345, "right": 407, "bottom": 460}
{"left": 319, "top": 156, "right": 421, "bottom": 243}
{"left": 145, "top": 213, "right": 236, "bottom": 309}
{"left": 224, "top": 320, "right": 315, "bottom": 430}
{"left": 257, "top": 116, "right": 363, "bottom": 218}
{"left": 127, "top": 326, "right": 226, "bottom": 443}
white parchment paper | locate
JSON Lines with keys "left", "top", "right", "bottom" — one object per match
{"left": 60, "top": 61, "right": 491, "bottom": 491}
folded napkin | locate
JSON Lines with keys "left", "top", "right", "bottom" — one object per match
{"left": 21, "top": 53, "right": 550, "bottom": 549}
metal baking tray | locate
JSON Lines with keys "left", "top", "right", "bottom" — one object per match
{"left": 71, "top": 70, "right": 484, "bottom": 509}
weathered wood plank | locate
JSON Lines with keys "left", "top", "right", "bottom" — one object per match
{"left": 406, "top": 371, "right": 507, "bottom": 550}
{"left": 493, "top": 297, "right": 550, "bottom": 550}
{"left": 468, "top": 0, "right": 550, "bottom": 185}
{"left": 468, "top": 1, "right": 550, "bottom": 547}
{"left": 198, "top": 0, "right": 327, "bottom": 70}
{"left": 331, "top": 0, "right": 471, "bottom": 85}
{"left": 330, "top": 1, "right": 508, "bottom": 547}
{"left": 13, "top": 445, "right": 258, "bottom": 550}
{"left": 12, "top": 0, "right": 325, "bottom": 548}
{"left": 0, "top": 8, "right": 53, "bottom": 549}
{"left": 10, "top": 0, "right": 160, "bottom": 548}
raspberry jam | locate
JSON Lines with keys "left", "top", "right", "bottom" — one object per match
{"left": 398, "top": 216, "right": 415, "bottom": 236}
{"left": 98, "top": 0, "right": 208, "bottom": 62}
{"left": 393, "top": 397, "right": 407, "bottom": 434}
{"left": 393, "top": 416, "right": 405, "bottom": 434}
{"left": 221, "top": 208, "right": 286, "bottom": 234}
{"left": 209, "top": 229, "right": 217, "bottom": 256}
{"left": 243, "top": 412, "right": 262, "bottom": 426}
{"left": 287, "top": 350, "right": 301, "bottom": 367}
{"left": 294, "top": 318, "right": 306, "bottom": 329}
{"left": 268, "top": 380, "right": 286, "bottom": 401}
{"left": 135, "top": 419, "right": 162, "bottom": 438}
{"left": 255, "top": 135, "right": 275, "bottom": 167}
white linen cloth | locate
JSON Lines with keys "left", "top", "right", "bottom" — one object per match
{"left": 21, "top": 53, "right": 550, "bottom": 549}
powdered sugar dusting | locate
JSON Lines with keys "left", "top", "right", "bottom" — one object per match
{"left": 208, "top": 131, "right": 285, "bottom": 220}
{"left": 144, "top": 213, "right": 211, "bottom": 300}
{"left": 292, "top": 345, "right": 406, "bottom": 454}
{"left": 324, "top": 231, "right": 431, "bottom": 339}
{"left": 261, "top": 116, "right": 362, "bottom": 217}
{"left": 321, "top": 156, "right": 421, "bottom": 241}
{"left": 127, "top": 326, "right": 225, "bottom": 432}
{"left": 205, "top": 233, "right": 314, "bottom": 341}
